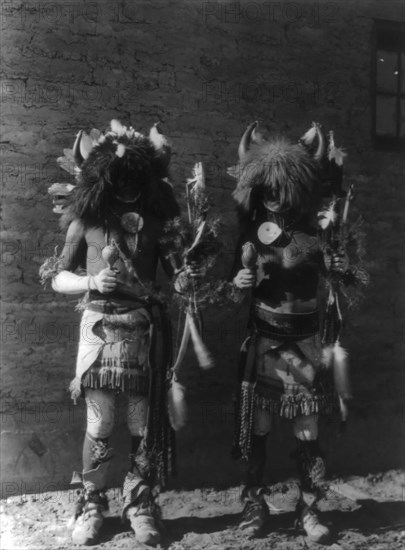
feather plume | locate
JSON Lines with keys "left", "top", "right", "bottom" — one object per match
{"left": 318, "top": 203, "right": 338, "bottom": 229}
{"left": 188, "top": 312, "right": 214, "bottom": 369}
{"left": 110, "top": 119, "right": 127, "bottom": 136}
{"left": 56, "top": 155, "right": 77, "bottom": 176}
{"left": 328, "top": 131, "right": 347, "bottom": 167}
{"left": 168, "top": 379, "right": 188, "bottom": 431}
{"left": 89, "top": 128, "right": 102, "bottom": 143}
{"left": 332, "top": 341, "right": 352, "bottom": 400}
{"left": 149, "top": 123, "right": 169, "bottom": 149}
{"left": 300, "top": 122, "right": 317, "bottom": 145}
{"left": 322, "top": 344, "right": 334, "bottom": 367}
{"left": 226, "top": 165, "right": 239, "bottom": 179}
{"left": 115, "top": 143, "right": 126, "bottom": 158}
{"left": 188, "top": 162, "right": 205, "bottom": 192}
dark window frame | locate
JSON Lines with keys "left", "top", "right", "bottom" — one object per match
{"left": 372, "top": 19, "right": 405, "bottom": 150}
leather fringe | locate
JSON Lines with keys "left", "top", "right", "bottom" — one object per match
{"left": 233, "top": 387, "right": 338, "bottom": 461}
{"left": 81, "top": 368, "right": 149, "bottom": 394}
{"left": 254, "top": 392, "right": 336, "bottom": 420}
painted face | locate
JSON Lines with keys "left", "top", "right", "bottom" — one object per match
{"left": 262, "top": 196, "right": 289, "bottom": 213}
{"left": 262, "top": 187, "right": 287, "bottom": 213}
{"left": 114, "top": 182, "right": 141, "bottom": 203}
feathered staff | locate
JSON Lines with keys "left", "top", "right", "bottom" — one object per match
{"left": 167, "top": 162, "right": 215, "bottom": 431}
{"left": 316, "top": 130, "right": 353, "bottom": 422}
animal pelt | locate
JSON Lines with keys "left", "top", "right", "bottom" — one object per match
{"left": 61, "top": 131, "right": 179, "bottom": 229}
{"left": 233, "top": 137, "right": 319, "bottom": 223}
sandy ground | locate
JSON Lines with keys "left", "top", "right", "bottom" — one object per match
{"left": 1, "top": 470, "right": 404, "bottom": 550}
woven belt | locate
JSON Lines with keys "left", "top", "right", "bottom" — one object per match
{"left": 252, "top": 301, "right": 319, "bottom": 340}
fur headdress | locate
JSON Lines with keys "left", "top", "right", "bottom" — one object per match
{"left": 228, "top": 121, "right": 343, "bottom": 223}
{"left": 58, "top": 120, "right": 179, "bottom": 228}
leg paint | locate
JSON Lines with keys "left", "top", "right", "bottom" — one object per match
{"left": 239, "top": 413, "right": 271, "bottom": 537}
{"left": 71, "top": 390, "right": 116, "bottom": 545}
{"left": 293, "top": 438, "right": 326, "bottom": 494}
{"left": 243, "top": 434, "right": 268, "bottom": 490}
{"left": 80, "top": 389, "right": 115, "bottom": 492}
{"left": 292, "top": 416, "right": 329, "bottom": 542}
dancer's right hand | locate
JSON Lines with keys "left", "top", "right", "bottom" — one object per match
{"left": 233, "top": 268, "right": 256, "bottom": 289}
{"left": 92, "top": 268, "right": 117, "bottom": 293}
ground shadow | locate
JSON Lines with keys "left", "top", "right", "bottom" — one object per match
{"left": 165, "top": 500, "right": 405, "bottom": 545}
{"left": 98, "top": 516, "right": 130, "bottom": 544}
{"left": 92, "top": 500, "right": 405, "bottom": 547}
{"left": 325, "top": 500, "right": 405, "bottom": 537}
{"left": 165, "top": 512, "right": 240, "bottom": 537}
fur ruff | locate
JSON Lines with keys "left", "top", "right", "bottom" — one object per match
{"left": 232, "top": 137, "right": 319, "bottom": 220}
{"left": 61, "top": 132, "right": 179, "bottom": 229}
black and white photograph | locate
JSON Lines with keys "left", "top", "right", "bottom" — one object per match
{"left": 1, "top": 1, "right": 404, "bottom": 549}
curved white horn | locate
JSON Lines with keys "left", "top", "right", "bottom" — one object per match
{"left": 238, "top": 121, "right": 258, "bottom": 159}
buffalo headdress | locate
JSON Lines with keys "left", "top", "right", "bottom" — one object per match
{"left": 56, "top": 119, "right": 179, "bottom": 228}
{"left": 228, "top": 120, "right": 344, "bottom": 223}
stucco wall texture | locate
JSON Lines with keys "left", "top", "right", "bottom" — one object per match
{"left": 1, "top": 0, "right": 404, "bottom": 497}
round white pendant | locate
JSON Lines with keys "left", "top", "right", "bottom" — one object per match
{"left": 121, "top": 212, "right": 144, "bottom": 234}
{"left": 257, "top": 221, "right": 282, "bottom": 245}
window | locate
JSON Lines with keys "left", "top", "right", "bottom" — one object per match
{"left": 373, "top": 19, "right": 405, "bottom": 149}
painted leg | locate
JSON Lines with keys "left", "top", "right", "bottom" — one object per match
{"left": 293, "top": 415, "right": 330, "bottom": 543}
{"left": 123, "top": 395, "right": 161, "bottom": 547}
{"left": 72, "top": 389, "right": 114, "bottom": 546}
{"left": 239, "top": 408, "right": 271, "bottom": 537}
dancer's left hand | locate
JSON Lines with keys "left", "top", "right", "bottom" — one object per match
{"left": 174, "top": 261, "right": 206, "bottom": 293}
{"left": 325, "top": 247, "right": 349, "bottom": 273}
{"left": 185, "top": 260, "right": 206, "bottom": 279}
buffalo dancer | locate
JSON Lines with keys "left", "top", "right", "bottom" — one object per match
{"left": 230, "top": 121, "right": 349, "bottom": 543}
{"left": 47, "top": 121, "right": 193, "bottom": 546}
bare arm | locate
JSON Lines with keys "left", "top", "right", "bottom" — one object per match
{"left": 51, "top": 220, "right": 117, "bottom": 295}
{"left": 52, "top": 220, "right": 90, "bottom": 294}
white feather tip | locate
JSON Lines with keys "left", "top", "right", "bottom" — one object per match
{"left": 322, "top": 345, "right": 334, "bottom": 367}
{"left": 110, "top": 119, "right": 127, "bottom": 136}
{"left": 333, "top": 341, "right": 348, "bottom": 362}
{"left": 300, "top": 124, "right": 317, "bottom": 145}
{"left": 115, "top": 143, "right": 126, "bottom": 158}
